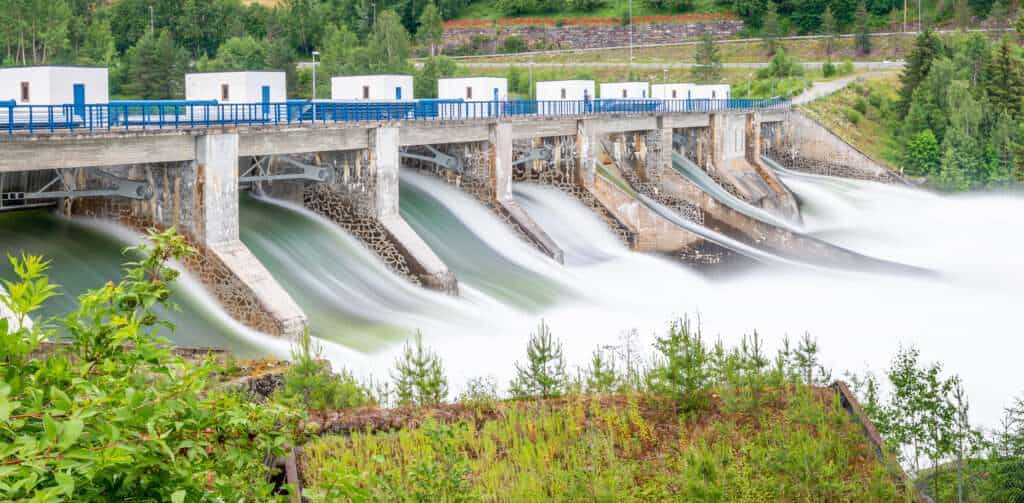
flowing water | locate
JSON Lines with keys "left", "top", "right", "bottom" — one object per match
{"left": 2, "top": 168, "right": 1020, "bottom": 427}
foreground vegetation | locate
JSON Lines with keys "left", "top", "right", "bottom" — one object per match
{"left": 2, "top": 231, "right": 1022, "bottom": 500}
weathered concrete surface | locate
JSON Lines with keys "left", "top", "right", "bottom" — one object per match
{"left": 766, "top": 110, "right": 902, "bottom": 183}
{"left": 193, "top": 134, "right": 307, "bottom": 338}
{"left": 575, "top": 119, "right": 598, "bottom": 188}
{"left": 707, "top": 113, "right": 800, "bottom": 220}
{"left": 240, "top": 128, "right": 369, "bottom": 157}
{"left": 374, "top": 128, "right": 458, "bottom": 293}
{"left": 491, "top": 123, "right": 564, "bottom": 263}
{"left": 590, "top": 173, "right": 702, "bottom": 253}
{"left": 0, "top": 134, "right": 195, "bottom": 172}
{"left": 63, "top": 133, "right": 308, "bottom": 339}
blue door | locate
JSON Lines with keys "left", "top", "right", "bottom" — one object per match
{"left": 72, "top": 84, "right": 85, "bottom": 118}
{"left": 261, "top": 85, "right": 270, "bottom": 115}
{"left": 395, "top": 87, "right": 402, "bottom": 100}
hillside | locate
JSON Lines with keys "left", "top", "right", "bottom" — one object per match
{"left": 802, "top": 75, "right": 903, "bottom": 170}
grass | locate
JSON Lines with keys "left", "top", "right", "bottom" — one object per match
{"left": 802, "top": 74, "right": 903, "bottom": 170}
{"left": 301, "top": 389, "right": 911, "bottom": 501}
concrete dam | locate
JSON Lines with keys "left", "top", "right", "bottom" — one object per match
{"left": 5, "top": 102, "right": 1021, "bottom": 425}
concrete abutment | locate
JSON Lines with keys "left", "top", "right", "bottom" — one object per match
{"left": 65, "top": 133, "right": 307, "bottom": 339}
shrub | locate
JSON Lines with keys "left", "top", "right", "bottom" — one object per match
{"left": 822, "top": 60, "right": 836, "bottom": 77}
{"left": 903, "top": 129, "right": 941, "bottom": 176}
{"left": 510, "top": 319, "right": 568, "bottom": 399}
{"left": 0, "top": 228, "right": 303, "bottom": 501}
{"left": 844, "top": 107, "right": 863, "bottom": 124}
{"left": 757, "top": 47, "right": 804, "bottom": 79}
{"left": 276, "top": 330, "right": 373, "bottom": 411}
{"left": 853, "top": 96, "right": 868, "bottom": 114}
{"left": 838, "top": 59, "right": 855, "bottom": 75}
{"left": 392, "top": 331, "right": 449, "bottom": 406}
{"left": 868, "top": 92, "right": 883, "bottom": 108}
{"left": 501, "top": 35, "right": 528, "bottom": 53}
{"left": 457, "top": 375, "right": 501, "bottom": 406}
{"left": 583, "top": 348, "right": 620, "bottom": 393}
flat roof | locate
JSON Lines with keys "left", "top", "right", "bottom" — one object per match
{"left": 602, "top": 81, "right": 650, "bottom": 85}
{"left": 0, "top": 65, "right": 107, "bottom": 70}
{"left": 331, "top": 74, "right": 413, "bottom": 78}
{"left": 185, "top": 70, "right": 286, "bottom": 75}
{"left": 537, "top": 80, "right": 594, "bottom": 84}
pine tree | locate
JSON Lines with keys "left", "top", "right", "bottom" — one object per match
{"left": 122, "top": 30, "right": 188, "bottom": 99}
{"left": 510, "top": 320, "right": 568, "bottom": 399}
{"left": 367, "top": 10, "right": 413, "bottom": 74}
{"left": 584, "top": 348, "right": 619, "bottom": 394}
{"left": 417, "top": 2, "right": 445, "bottom": 57}
{"left": 983, "top": 38, "right": 1024, "bottom": 117}
{"left": 392, "top": 331, "right": 449, "bottom": 406}
{"left": 855, "top": 0, "right": 871, "bottom": 55}
{"left": 898, "top": 29, "right": 945, "bottom": 118}
{"left": 692, "top": 31, "right": 723, "bottom": 83}
{"left": 762, "top": 1, "right": 780, "bottom": 55}
{"left": 956, "top": 0, "right": 972, "bottom": 28}
{"left": 821, "top": 6, "right": 837, "bottom": 58}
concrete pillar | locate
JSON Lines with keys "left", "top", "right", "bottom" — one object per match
{"left": 575, "top": 119, "right": 597, "bottom": 189}
{"left": 371, "top": 127, "right": 458, "bottom": 293}
{"left": 489, "top": 123, "right": 564, "bottom": 263}
{"left": 193, "top": 133, "right": 307, "bottom": 339}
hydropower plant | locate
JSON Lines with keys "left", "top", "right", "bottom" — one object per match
{"left": 1, "top": 102, "right": 1021, "bottom": 428}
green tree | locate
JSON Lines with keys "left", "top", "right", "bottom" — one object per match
{"left": 75, "top": 18, "right": 115, "bottom": 65}
{"left": 583, "top": 348, "right": 620, "bottom": 394}
{"left": 758, "top": 46, "right": 805, "bottom": 78}
{"left": 392, "top": 332, "right": 449, "bottom": 406}
{"left": 281, "top": 0, "right": 323, "bottom": 55}
{"left": 735, "top": 0, "right": 770, "bottom": 27}
{"left": 366, "top": 9, "right": 413, "bottom": 73}
{"left": 983, "top": 38, "right": 1024, "bottom": 117}
{"left": 417, "top": 1, "right": 445, "bottom": 57}
{"left": 820, "top": 5, "right": 837, "bottom": 57}
{"left": 276, "top": 330, "right": 373, "bottom": 411}
{"left": 175, "top": 0, "right": 244, "bottom": 59}
{"left": 898, "top": 29, "right": 945, "bottom": 118}
{"left": 904, "top": 129, "right": 942, "bottom": 176}
{"left": 692, "top": 32, "right": 723, "bottom": 83}
{"left": 416, "top": 55, "right": 457, "bottom": 98}
{"left": 648, "top": 318, "right": 710, "bottom": 412}
{"left": 762, "top": 1, "right": 780, "bottom": 54}
{"left": 855, "top": 0, "right": 871, "bottom": 55}
{"left": 122, "top": 29, "right": 188, "bottom": 99}
{"left": 510, "top": 320, "right": 568, "bottom": 399}
{"left": 198, "top": 36, "right": 270, "bottom": 72}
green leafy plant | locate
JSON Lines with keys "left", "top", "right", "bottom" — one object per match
{"left": 0, "top": 227, "right": 303, "bottom": 501}
{"left": 647, "top": 317, "right": 710, "bottom": 412}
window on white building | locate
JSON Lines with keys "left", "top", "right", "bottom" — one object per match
{"left": 560, "top": 88, "right": 566, "bottom": 99}
{"left": 20, "top": 82, "right": 29, "bottom": 102}
{"left": 671, "top": 90, "right": 677, "bottom": 98}
{"left": 362, "top": 86, "right": 370, "bottom": 99}
{"left": 221, "top": 84, "right": 229, "bottom": 101}
{"left": 466, "top": 86, "right": 473, "bottom": 99}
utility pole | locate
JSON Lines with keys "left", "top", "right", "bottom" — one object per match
{"left": 311, "top": 51, "right": 319, "bottom": 118}
{"left": 628, "top": 0, "right": 634, "bottom": 66}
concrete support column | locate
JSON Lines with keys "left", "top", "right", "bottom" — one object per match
{"left": 371, "top": 127, "right": 458, "bottom": 293}
{"left": 193, "top": 133, "right": 307, "bottom": 339}
{"left": 489, "top": 123, "right": 564, "bottom": 263}
{"left": 575, "top": 119, "right": 597, "bottom": 189}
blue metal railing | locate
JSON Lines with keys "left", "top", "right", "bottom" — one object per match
{"left": 0, "top": 98, "right": 789, "bottom": 135}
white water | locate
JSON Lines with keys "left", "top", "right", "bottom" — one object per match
{"left": 5, "top": 166, "right": 1018, "bottom": 428}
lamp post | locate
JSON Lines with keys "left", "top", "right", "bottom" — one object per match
{"left": 311, "top": 51, "right": 320, "bottom": 119}
{"left": 628, "top": 0, "right": 633, "bottom": 67}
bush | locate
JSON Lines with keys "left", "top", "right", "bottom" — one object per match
{"left": 822, "top": 60, "right": 836, "bottom": 77}
{"left": 868, "top": 93, "right": 883, "bottom": 108}
{"left": 757, "top": 47, "right": 804, "bottom": 79}
{"left": 500, "top": 35, "right": 528, "bottom": 54}
{"left": 853, "top": 97, "right": 868, "bottom": 114}
{"left": 0, "top": 228, "right": 303, "bottom": 501}
{"left": 392, "top": 331, "right": 449, "bottom": 406}
{"left": 844, "top": 107, "right": 863, "bottom": 124}
{"left": 276, "top": 330, "right": 373, "bottom": 411}
{"left": 838, "top": 59, "right": 855, "bottom": 75}
{"left": 510, "top": 319, "right": 568, "bottom": 399}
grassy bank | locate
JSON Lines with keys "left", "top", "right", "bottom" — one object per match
{"left": 802, "top": 74, "right": 903, "bottom": 170}
{"left": 302, "top": 389, "right": 909, "bottom": 501}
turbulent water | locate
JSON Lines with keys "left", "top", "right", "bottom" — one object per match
{"left": 2, "top": 168, "right": 1020, "bottom": 427}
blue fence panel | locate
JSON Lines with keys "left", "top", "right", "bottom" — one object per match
{"left": 0, "top": 98, "right": 790, "bottom": 135}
